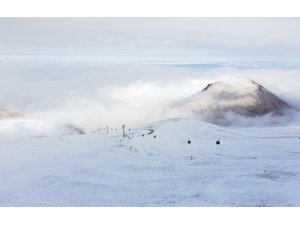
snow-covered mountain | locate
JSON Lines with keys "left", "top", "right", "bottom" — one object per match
{"left": 172, "top": 77, "right": 294, "bottom": 125}
{"left": 1, "top": 117, "right": 300, "bottom": 206}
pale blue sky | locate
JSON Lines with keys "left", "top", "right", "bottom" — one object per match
{"left": 0, "top": 18, "right": 300, "bottom": 66}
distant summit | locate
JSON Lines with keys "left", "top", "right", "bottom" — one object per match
{"left": 172, "top": 77, "right": 294, "bottom": 125}
{"left": 0, "top": 109, "right": 24, "bottom": 120}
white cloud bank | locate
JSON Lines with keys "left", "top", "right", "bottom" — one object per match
{"left": 0, "top": 18, "right": 300, "bottom": 137}
{"left": 1, "top": 59, "right": 300, "bottom": 134}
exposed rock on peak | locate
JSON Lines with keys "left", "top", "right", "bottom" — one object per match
{"left": 0, "top": 110, "right": 24, "bottom": 120}
{"left": 172, "top": 78, "right": 294, "bottom": 125}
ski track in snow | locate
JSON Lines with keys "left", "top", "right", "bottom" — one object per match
{"left": 0, "top": 118, "right": 300, "bottom": 206}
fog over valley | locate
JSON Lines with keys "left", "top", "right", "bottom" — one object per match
{"left": 1, "top": 59, "right": 300, "bottom": 136}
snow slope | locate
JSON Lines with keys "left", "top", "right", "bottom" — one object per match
{"left": 0, "top": 118, "right": 300, "bottom": 206}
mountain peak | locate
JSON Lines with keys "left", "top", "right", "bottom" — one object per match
{"left": 0, "top": 109, "right": 24, "bottom": 120}
{"left": 172, "top": 78, "right": 293, "bottom": 125}
{"left": 201, "top": 77, "right": 263, "bottom": 92}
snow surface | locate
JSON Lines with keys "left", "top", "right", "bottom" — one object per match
{"left": 0, "top": 118, "right": 300, "bottom": 206}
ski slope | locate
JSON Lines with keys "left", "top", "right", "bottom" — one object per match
{"left": 0, "top": 118, "right": 300, "bottom": 206}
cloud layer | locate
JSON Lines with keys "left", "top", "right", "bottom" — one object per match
{"left": 1, "top": 59, "right": 300, "bottom": 132}
{"left": 0, "top": 18, "right": 300, "bottom": 137}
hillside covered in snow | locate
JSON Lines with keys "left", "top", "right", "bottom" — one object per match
{"left": 1, "top": 118, "right": 300, "bottom": 206}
